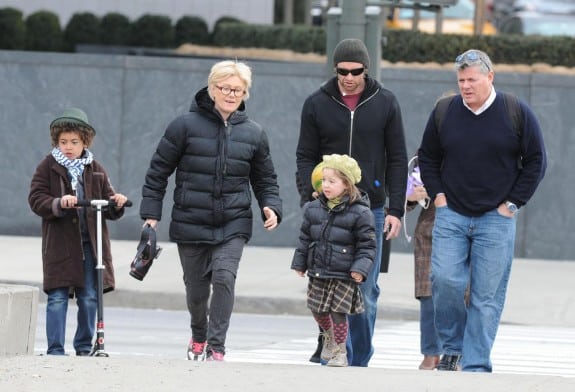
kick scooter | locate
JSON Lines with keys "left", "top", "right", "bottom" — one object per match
{"left": 76, "top": 198, "right": 132, "bottom": 357}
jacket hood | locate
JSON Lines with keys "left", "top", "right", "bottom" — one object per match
{"left": 320, "top": 76, "right": 380, "bottom": 101}
{"left": 190, "top": 86, "right": 248, "bottom": 124}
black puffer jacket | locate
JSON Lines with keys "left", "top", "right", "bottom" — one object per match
{"left": 140, "top": 87, "right": 282, "bottom": 244}
{"left": 291, "top": 192, "right": 376, "bottom": 281}
{"left": 296, "top": 76, "right": 407, "bottom": 218}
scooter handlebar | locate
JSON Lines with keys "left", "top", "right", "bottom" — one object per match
{"left": 76, "top": 199, "right": 133, "bottom": 208}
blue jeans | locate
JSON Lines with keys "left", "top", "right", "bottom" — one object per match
{"left": 431, "top": 206, "right": 516, "bottom": 372}
{"left": 346, "top": 206, "right": 384, "bottom": 367}
{"left": 46, "top": 242, "right": 97, "bottom": 355}
{"left": 419, "top": 296, "right": 441, "bottom": 356}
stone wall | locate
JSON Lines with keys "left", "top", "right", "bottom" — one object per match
{"left": 1, "top": 50, "right": 573, "bottom": 260}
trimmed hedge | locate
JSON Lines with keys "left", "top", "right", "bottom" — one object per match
{"left": 0, "top": 7, "right": 25, "bottom": 49}
{"left": 175, "top": 15, "right": 210, "bottom": 46}
{"left": 100, "top": 13, "right": 131, "bottom": 46}
{"left": 25, "top": 10, "right": 62, "bottom": 52}
{"left": 130, "top": 14, "right": 174, "bottom": 48}
{"left": 63, "top": 12, "right": 101, "bottom": 52}
{"left": 1, "top": 5, "right": 574, "bottom": 67}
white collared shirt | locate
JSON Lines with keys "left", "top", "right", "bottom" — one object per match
{"left": 463, "top": 86, "right": 496, "bottom": 115}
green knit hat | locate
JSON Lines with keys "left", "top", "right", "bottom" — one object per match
{"left": 322, "top": 154, "right": 362, "bottom": 184}
{"left": 50, "top": 108, "right": 96, "bottom": 135}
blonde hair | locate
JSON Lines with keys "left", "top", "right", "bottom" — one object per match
{"left": 208, "top": 60, "right": 252, "bottom": 100}
{"left": 327, "top": 168, "right": 362, "bottom": 203}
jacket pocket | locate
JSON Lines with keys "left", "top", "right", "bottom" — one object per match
{"left": 330, "top": 245, "right": 354, "bottom": 272}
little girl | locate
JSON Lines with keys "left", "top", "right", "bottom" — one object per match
{"left": 291, "top": 154, "right": 376, "bottom": 367}
{"left": 29, "top": 107, "right": 128, "bottom": 356}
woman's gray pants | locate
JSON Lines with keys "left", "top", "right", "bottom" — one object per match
{"left": 177, "top": 237, "right": 246, "bottom": 354}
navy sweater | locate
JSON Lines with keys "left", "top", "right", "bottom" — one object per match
{"left": 418, "top": 93, "right": 546, "bottom": 217}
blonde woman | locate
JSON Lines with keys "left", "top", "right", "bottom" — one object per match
{"left": 140, "top": 60, "right": 283, "bottom": 361}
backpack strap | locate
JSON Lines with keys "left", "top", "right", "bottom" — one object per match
{"left": 501, "top": 92, "right": 524, "bottom": 169}
{"left": 433, "top": 94, "right": 455, "bottom": 133}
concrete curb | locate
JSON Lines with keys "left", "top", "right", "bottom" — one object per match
{"left": 0, "top": 284, "right": 38, "bottom": 355}
{"left": 2, "top": 280, "right": 419, "bottom": 321}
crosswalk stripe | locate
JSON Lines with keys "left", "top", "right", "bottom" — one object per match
{"left": 227, "top": 321, "right": 575, "bottom": 377}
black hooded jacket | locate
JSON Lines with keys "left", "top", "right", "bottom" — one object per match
{"left": 296, "top": 76, "right": 407, "bottom": 218}
{"left": 140, "top": 87, "right": 282, "bottom": 244}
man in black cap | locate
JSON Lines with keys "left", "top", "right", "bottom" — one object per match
{"left": 296, "top": 38, "right": 408, "bottom": 367}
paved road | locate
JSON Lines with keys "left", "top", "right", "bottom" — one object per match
{"left": 34, "top": 306, "right": 575, "bottom": 378}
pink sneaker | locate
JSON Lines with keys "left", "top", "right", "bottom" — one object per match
{"left": 205, "top": 348, "right": 224, "bottom": 361}
{"left": 187, "top": 339, "right": 206, "bottom": 361}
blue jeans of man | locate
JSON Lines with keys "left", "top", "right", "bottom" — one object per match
{"left": 46, "top": 242, "right": 97, "bottom": 355}
{"left": 419, "top": 296, "right": 442, "bottom": 356}
{"left": 431, "top": 206, "right": 516, "bottom": 372}
{"left": 177, "top": 237, "right": 245, "bottom": 355}
{"left": 346, "top": 206, "right": 384, "bottom": 366}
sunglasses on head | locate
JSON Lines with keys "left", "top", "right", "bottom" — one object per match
{"left": 336, "top": 67, "right": 365, "bottom": 76}
{"left": 455, "top": 51, "right": 491, "bottom": 71}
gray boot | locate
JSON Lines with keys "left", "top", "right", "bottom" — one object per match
{"left": 320, "top": 327, "right": 337, "bottom": 362}
{"left": 327, "top": 343, "right": 348, "bottom": 367}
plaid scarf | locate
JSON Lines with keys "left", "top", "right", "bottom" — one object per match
{"left": 51, "top": 147, "right": 93, "bottom": 191}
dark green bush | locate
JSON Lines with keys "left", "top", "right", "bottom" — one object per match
{"left": 0, "top": 7, "right": 25, "bottom": 49}
{"left": 212, "top": 16, "right": 245, "bottom": 37}
{"left": 130, "top": 14, "right": 174, "bottom": 48}
{"left": 63, "top": 12, "right": 100, "bottom": 52}
{"left": 100, "top": 13, "right": 131, "bottom": 46}
{"left": 25, "top": 10, "right": 62, "bottom": 52}
{"left": 174, "top": 15, "right": 210, "bottom": 46}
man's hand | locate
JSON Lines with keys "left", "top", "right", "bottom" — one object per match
{"left": 384, "top": 215, "right": 401, "bottom": 240}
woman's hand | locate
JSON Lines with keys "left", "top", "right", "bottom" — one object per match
{"left": 407, "top": 185, "right": 428, "bottom": 202}
{"left": 263, "top": 207, "right": 278, "bottom": 231}
{"left": 144, "top": 219, "right": 158, "bottom": 229}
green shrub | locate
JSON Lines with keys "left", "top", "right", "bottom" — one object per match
{"left": 63, "top": 12, "right": 100, "bottom": 52}
{"left": 100, "top": 13, "right": 131, "bottom": 46}
{"left": 212, "top": 16, "right": 244, "bottom": 35}
{"left": 0, "top": 7, "right": 25, "bottom": 49}
{"left": 130, "top": 14, "right": 174, "bottom": 48}
{"left": 174, "top": 15, "right": 210, "bottom": 46}
{"left": 25, "top": 10, "right": 62, "bottom": 52}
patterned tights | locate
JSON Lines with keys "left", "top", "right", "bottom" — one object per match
{"left": 312, "top": 311, "right": 348, "bottom": 344}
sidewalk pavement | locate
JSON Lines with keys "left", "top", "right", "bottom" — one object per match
{"left": 2, "top": 235, "right": 575, "bottom": 391}
{"left": 3, "top": 235, "right": 575, "bottom": 327}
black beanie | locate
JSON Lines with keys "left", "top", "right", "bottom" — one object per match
{"left": 332, "top": 38, "right": 370, "bottom": 69}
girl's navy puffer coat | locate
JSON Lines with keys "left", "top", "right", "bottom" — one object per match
{"left": 291, "top": 192, "right": 376, "bottom": 281}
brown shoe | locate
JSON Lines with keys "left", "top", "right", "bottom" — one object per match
{"left": 419, "top": 355, "right": 440, "bottom": 370}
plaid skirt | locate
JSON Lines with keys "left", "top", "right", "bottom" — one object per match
{"left": 307, "top": 277, "right": 364, "bottom": 315}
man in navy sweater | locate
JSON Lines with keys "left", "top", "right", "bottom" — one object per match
{"left": 418, "top": 49, "right": 547, "bottom": 372}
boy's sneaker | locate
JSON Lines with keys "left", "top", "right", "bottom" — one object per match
{"left": 205, "top": 347, "right": 225, "bottom": 362}
{"left": 187, "top": 339, "right": 206, "bottom": 361}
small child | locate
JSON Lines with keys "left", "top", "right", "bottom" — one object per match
{"left": 291, "top": 154, "right": 376, "bottom": 367}
{"left": 28, "top": 108, "right": 128, "bottom": 356}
